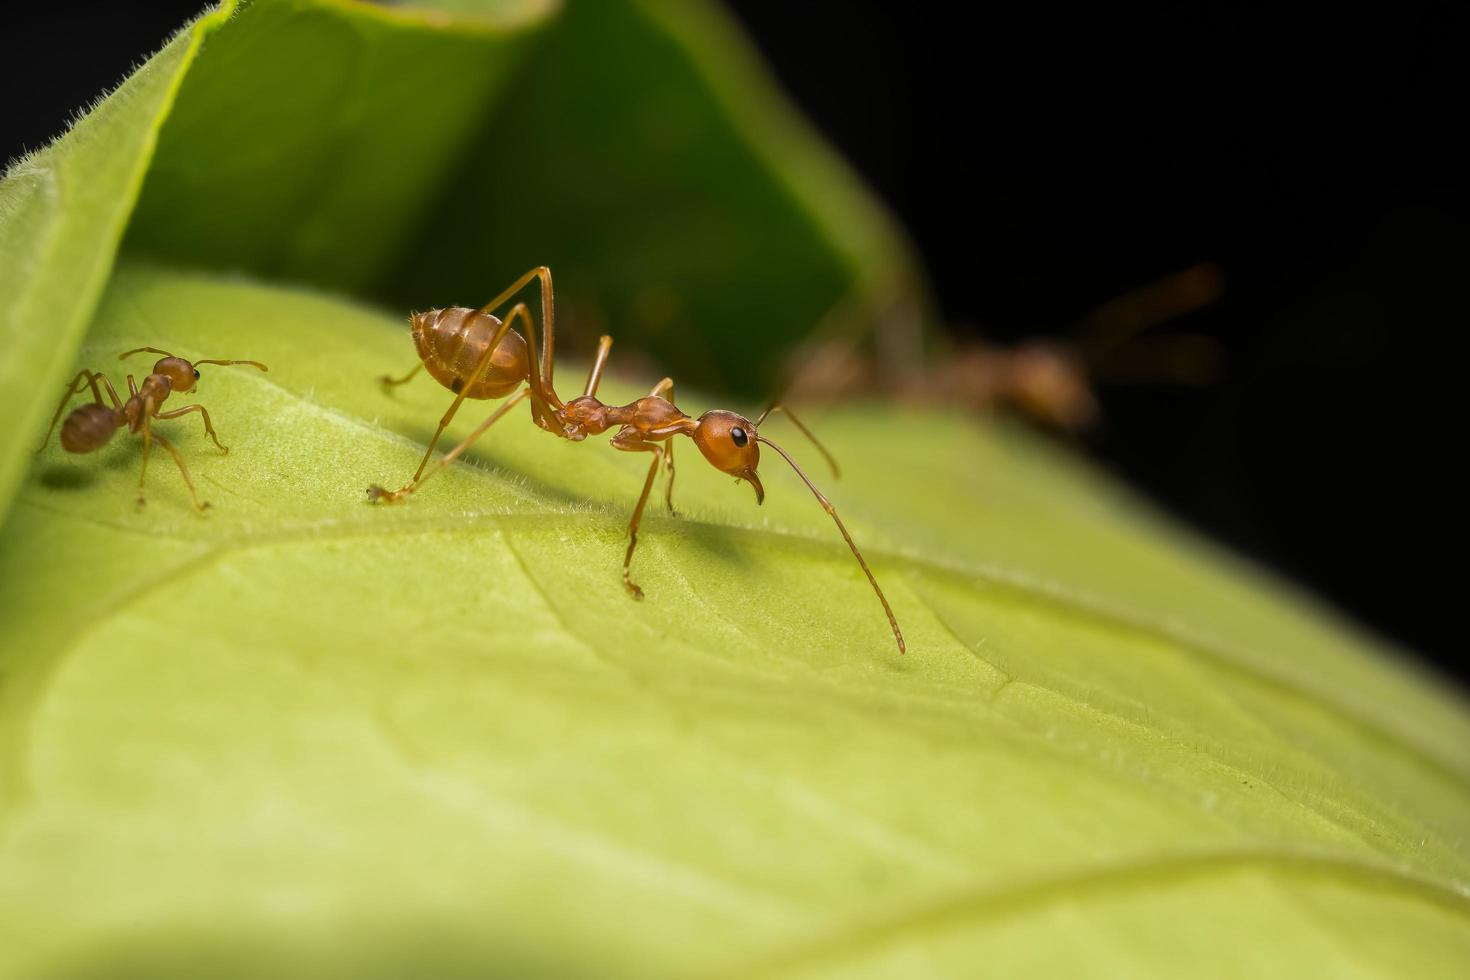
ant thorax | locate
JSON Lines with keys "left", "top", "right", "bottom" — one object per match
{"left": 557, "top": 396, "right": 610, "bottom": 441}
{"left": 124, "top": 375, "right": 172, "bottom": 432}
{"left": 558, "top": 395, "right": 690, "bottom": 442}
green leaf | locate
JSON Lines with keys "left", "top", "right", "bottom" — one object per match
{"left": 121, "top": 0, "right": 918, "bottom": 397}
{"left": 0, "top": 263, "right": 1467, "bottom": 979}
{"left": 2, "top": 0, "right": 1468, "bottom": 976}
{"left": 2, "top": 0, "right": 920, "bottom": 527}
{"left": 0, "top": 1, "right": 238, "bottom": 532}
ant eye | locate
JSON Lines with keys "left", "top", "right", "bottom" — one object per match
{"left": 193, "top": 368, "right": 200, "bottom": 379}
{"left": 730, "top": 427, "right": 748, "bottom": 448}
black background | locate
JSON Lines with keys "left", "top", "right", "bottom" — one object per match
{"left": 4, "top": 2, "right": 1464, "bottom": 685}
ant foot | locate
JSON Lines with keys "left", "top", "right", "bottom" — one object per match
{"left": 623, "top": 579, "right": 645, "bottom": 600}
{"left": 136, "top": 496, "right": 147, "bottom": 509}
{"left": 366, "top": 484, "right": 407, "bottom": 504}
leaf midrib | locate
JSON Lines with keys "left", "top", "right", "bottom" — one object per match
{"left": 729, "top": 848, "right": 1470, "bottom": 979}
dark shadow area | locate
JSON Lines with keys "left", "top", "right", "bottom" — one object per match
{"left": 386, "top": 421, "right": 597, "bottom": 513}
{"left": 36, "top": 440, "right": 140, "bottom": 491}
{"left": 41, "top": 917, "right": 593, "bottom": 980}
{"left": 37, "top": 465, "right": 99, "bottom": 492}
{"left": 726, "top": 0, "right": 1469, "bottom": 682}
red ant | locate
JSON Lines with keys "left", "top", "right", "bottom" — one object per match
{"left": 37, "top": 347, "right": 267, "bottom": 510}
{"left": 788, "top": 262, "right": 1226, "bottom": 434}
{"left": 368, "top": 267, "right": 905, "bottom": 654}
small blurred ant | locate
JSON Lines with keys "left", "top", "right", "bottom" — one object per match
{"left": 788, "top": 263, "right": 1226, "bottom": 434}
{"left": 368, "top": 267, "right": 905, "bottom": 654}
{"left": 37, "top": 347, "right": 268, "bottom": 510}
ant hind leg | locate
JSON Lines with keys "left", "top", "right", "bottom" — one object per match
{"left": 379, "top": 362, "right": 423, "bottom": 387}
{"left": 37, "top": 369, "right": 114, "bottom": 452}
{"left": 398, "top": 318, "right": 513, "bottom": 486}
{"left": 368, "top": 388, "right": 530, "bottom": 503}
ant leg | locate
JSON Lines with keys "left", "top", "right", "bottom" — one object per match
{"left": 136, "top": 398, "right": 157, "bottom": 507}
{"left": 613, "top": 437, "right": 665, "bottom": 600}
{"left": 400, "top": 317, "right": 513, "bottom": 483}
{"left": 755, "top": 402, "right": 840, "bottom": 478}
{"left": 99, "top": 373, "right": 123, "bottom": 409}
{"left": 650, "top": 377, "right": 677, "bottom": 514}
{"left": 127, "top": 375, "right": 139, "bottom": 398}
{"left": 583, "top": 335, "right": 614, "bottom": 397}
{"left": 37, "top": 369, "right": 111, "bottom": 451}
{"left": 478, "top": 266, "right": 557, "bottom": 391}
{"left": 156, "top": 403, "right": 228, "bottom": 453}
{"left": 369, "top": 388, "right": 530, "bottom": 503}
{"left": 151, "top": 431, "right": 208, "bottom": 511}
{"left": 379, "top": 362, "right": 423, "bottom": 387}
{"left": 501, "top": 302, "right": 559, "bottom": 428}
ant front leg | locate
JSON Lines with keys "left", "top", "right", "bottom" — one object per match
{"left": 610, "top": 427, "right": 666, "bottom": 599}
{"left": 155, "top": 403, "right": 228, "bottom": 453}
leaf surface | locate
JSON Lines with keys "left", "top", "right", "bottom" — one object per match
{"left": 0, "top": 264, "right": 1466, "bottom": 979}
{"left": 0, "top": 2, "right": 237, "bottom": 527}
{"left": 1, "top": 0, "right": 1467, "bottom": 975}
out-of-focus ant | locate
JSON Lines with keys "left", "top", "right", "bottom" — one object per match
{"left": 787, "top": 263, "right": 1226, "bottom": 434}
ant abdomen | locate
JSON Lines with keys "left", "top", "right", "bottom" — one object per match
{"left": 412, "top": 307, "right": 528, "bottom": 399}
{"left": 60, "top": 403, "right": 119, "bottom": 454}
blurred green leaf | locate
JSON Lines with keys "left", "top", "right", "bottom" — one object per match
{"left": 122, "top": 0, "right": 917, "bottom": 396}
{"left": 1, "top": 1, "right": 1468, "bottom": 977}
{"left": 0, "top": 1, "right": 236, "bottom": 532}
{"left": 1, "top": 0, "right": 920, "bottom": 527}
{"left": 0, "top": 264, "right": 1466, "bottom": 979}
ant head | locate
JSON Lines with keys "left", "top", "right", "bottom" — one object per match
{"left": 692, "top": 410, "right": 763, "bottom": 503}
{"left": 153, "top": 357, "right": 199, "bottom": 394}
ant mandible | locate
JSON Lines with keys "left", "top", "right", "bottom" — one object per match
{"left": 368, "top": 267, "right": 906, "bottom": 654}
{"left": 37, "top": 347, "right": 268, "bottom": 511}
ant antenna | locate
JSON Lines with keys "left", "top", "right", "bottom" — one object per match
{"left": 756, "top": 403, "right": 841, "bottom": 478}
{"left": 756, "top": 435, "right": 904, "bottom": 654}
{"left": 119, "top": 348, "right": 268, "bottom": 372}
{"left": 194, "top": 359, "right": 269, "bottom": 371}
